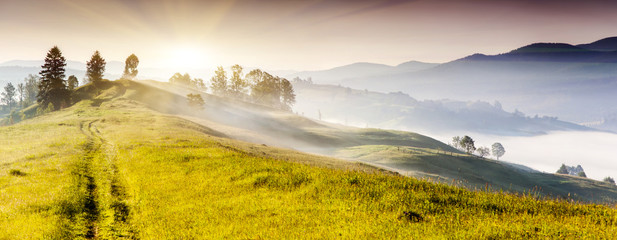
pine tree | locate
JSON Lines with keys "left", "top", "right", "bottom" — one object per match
{"left": 122, "top": 54, "right": 139, "bottom": 79}
{"left": 38, "top": 46, "right": 69, "bottom": 110}
{"left": 86, "top": 50, "right": 106, "bottom": 86}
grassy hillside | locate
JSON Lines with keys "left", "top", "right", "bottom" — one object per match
{"left": 1, "top": 80, "right": 616, "bottom": 238}
{"left": 335, "top": 145, "right": 617, "bottom": 203}
{"left": 122, "top": 80, "right": 617, "bottom": 204}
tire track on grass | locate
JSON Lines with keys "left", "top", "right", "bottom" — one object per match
{"left": 75, "top": 120, "right": 136, "bottom": 239}
{"left": 74, "top": 120, "right": 101, "bottom": 238}
{"left": 89, "top": 120, "right": 136, "bottom": 239}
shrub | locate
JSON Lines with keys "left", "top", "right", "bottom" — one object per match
{"left": 9, "top": 169, "right": 26, "bottom": 176}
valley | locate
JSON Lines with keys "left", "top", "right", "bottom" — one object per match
{"left": 1, "top": 79, "right": 617, "bottom": 238}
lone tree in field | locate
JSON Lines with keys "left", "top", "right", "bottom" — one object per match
{"left": 67, "top": 75, "right": 78, "bottom": 91}
{"left": 86, "top": 50, "right": 106, "bottom": 86}
{"left": 38, "top": 46, "right": 70, "bottom": 110}
{"left": 1, "top": 82, "right": 16, "bottom": 110}
{"left": 476, "top": 146, "right": 490, "bottom": 158}
{"left": 451, "top": 136, "right": 461, "bottom": 150}
{"left": 556, "top": 164, "right": 568, "bottom": 174}
{"left": 187, "top": 93, "right": 205, "bottom": 109}
{"left": 491, "top": 142, "right": 505, "bottom": 160}
{"left": 459, "top": 135, "right": 476, "bottom": 154}
{"left": 604, "top": 176, "right": 616, "bottom": 185}
{"left": 122, "top": 54, "right": 139, "bottom": 79}
{"left": 210, "top": 66, "right": 228, "bottom": 96}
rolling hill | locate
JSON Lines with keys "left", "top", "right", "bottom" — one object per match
{"left": 288, "top": 61, "right": 438, "bottom": 85}
{"left": 291, "top": 81, "right": 592, "bottom": 136}
{"left": 288, "top": 36, "right": 617, "bottom": 130}
{"left": 1, "top": 79, "right": 617, "bottom": 238}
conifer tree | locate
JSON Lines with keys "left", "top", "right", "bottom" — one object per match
{"left": 86, "top": 50, "right": 106, "bottom": 86}
{"left": 38, "top": 46, "right": 69, "bottom": 110}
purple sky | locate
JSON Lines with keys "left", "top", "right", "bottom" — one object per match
{"left": 1, "top": 0, "right": 616, "bottom": 70}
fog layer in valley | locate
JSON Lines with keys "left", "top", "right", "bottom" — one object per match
{"left": 288, "top": 37, "right": 617, "bottom": 132}
{"left": 289, "top": 80, "right": 617, "bottom": 182}
{"left": 422, "top": 131, "right": 617, "bottom": 182}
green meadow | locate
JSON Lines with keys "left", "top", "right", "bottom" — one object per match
{"left": 1, "top": 81, "right": 616, "bottom": 239}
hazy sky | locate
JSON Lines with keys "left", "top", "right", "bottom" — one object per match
{"left": 1, "top": 0, "right": 617, "bottom": 71}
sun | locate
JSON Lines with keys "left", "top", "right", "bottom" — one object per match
{"left": 165, "top": 45, "right": 211, "bottom": 71}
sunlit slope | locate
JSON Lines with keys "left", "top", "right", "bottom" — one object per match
{"left": 118, "top": 79, "right": 459, "bottom": 153}
{"left": 335, "top": 145, "right": 617, "bottom": 203}
{"left": 1, "top": 83, "right": 617, "bottom": 238}
{"left": 117, "top": 80, "right": 617, "bottom": 203}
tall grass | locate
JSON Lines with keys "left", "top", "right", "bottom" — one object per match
{"left": 0, "top": 96, "right": 615, "bottom": 239}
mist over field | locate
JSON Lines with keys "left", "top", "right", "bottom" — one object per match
{"left": 429, "top": 131, "right": 617, "bottom": 181}
{"left": 3, "top": 0, "right": 617, "bottom": 238}
{"left": 304, "top": 109, "right": 617, "bottom": 182}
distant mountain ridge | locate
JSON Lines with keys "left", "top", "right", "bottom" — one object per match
{"left": 0, "top": 59, "right": 125, "bottom": 72}
{"left": 465, "top": 41, "right": 617, "bottom": 63}
{"left": 288, "top": 36, "right": 617, "bottom": 130}
{"left": 0, "top": 60, "right": 125, "bottom": 87}
{"left": 292, "top": 81, "right": 593, "bottom": 136}
{"left": 287, "top": 60, "right": 438, "bottom": 84}
{"left": 577, "top": 36, "right": 617, "bottom": 52}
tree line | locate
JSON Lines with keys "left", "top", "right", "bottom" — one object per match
{"left": 169, "top": 65, "right": 296, "bottom": 111}
{"left": 451, "top": 135, "right": 616, "bottom": 186}
{"left": 451, "top": 135, "right": 505, "bottom": 160}
{"left": 0, "top": 46, "right": 140, "bottom": 123}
